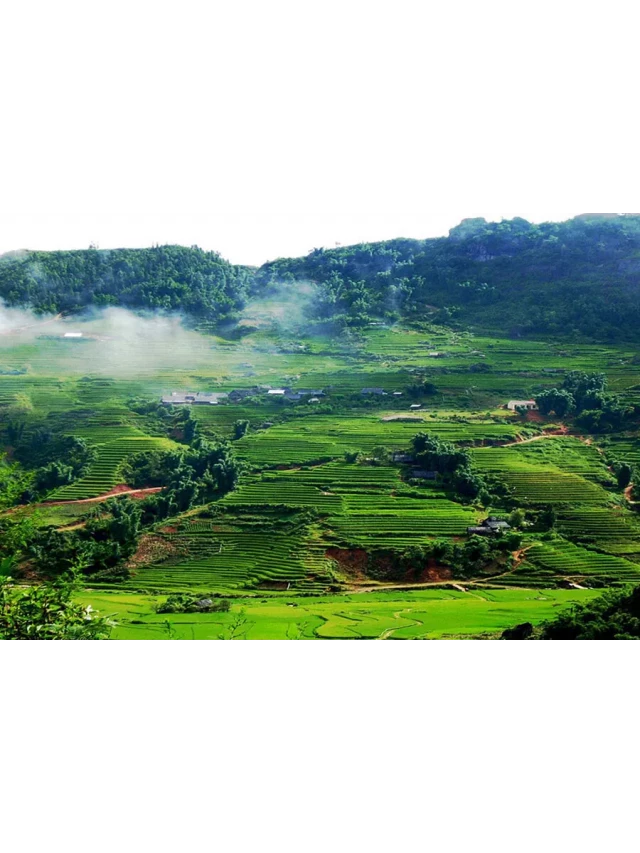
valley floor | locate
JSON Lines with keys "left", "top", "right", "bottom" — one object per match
{"left": 79, "top": 587, "right": 599, "bottom": 640}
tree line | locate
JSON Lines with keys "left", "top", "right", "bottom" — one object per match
{"left": 3, "top": 215, "right": 640, "bottom": 339}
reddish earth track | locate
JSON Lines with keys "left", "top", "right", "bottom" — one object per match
{"left": 42, "top": 486, "right": 162, "bottom": 506}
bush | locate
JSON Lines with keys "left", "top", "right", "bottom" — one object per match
{"left": 156, "top": 593, "right": 231, "bottom": 614}
{"left": 0, "top": 573, "right": 113, "bottom": 640}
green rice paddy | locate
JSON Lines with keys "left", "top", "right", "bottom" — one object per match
{"left": 79, "top": 587, "right": 600, "bottom": 640}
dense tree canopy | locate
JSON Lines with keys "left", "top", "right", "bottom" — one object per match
{"left": 4, "top": 216, "right": 640, "bottom": 339}
{"left": 0, "top": 245, "right": 251, "bottom": 321}
{"left": 538, "top": 585, "right": 640, "bottom": 640}
{"left": 255, "top": 214, "right": 640, "bottom": 340}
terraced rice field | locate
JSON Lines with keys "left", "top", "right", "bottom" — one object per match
{"left": 236, "top": 415, "right": 526, "bottom": 466}
{"left": 50, "top": 433, "right": 175, "bottom": 500}
{"left": 124, "top": 527, "right": 332, "bottom": 593}
{"left": 222, "top": 479, "right": 344, "bottom": 511}
{"left": 558, "top": 508, "right": 640, "bottom": 540}
{"left": 328, "top": 501, "right": 476, "bottom": 547}
{"left": 500, "top": 471, "right": 608, "bottom": 504}
{"left": 525, "top": 540, "right": 640, "bottom": 583}
{"left": 472, "top": 441, "right": 612, "bottom": 504}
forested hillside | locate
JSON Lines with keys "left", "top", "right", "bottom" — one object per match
{"left": 3, "top": 214, "right": 640, "bottom": 340}
{"left": 257, "top": 214, "right": 640, "bottom": 340}
{"left": 0, "top": 245, "right": 252, "bottom": 320}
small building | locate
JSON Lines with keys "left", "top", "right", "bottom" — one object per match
{"left": 507, "top": 400, "right": 537, "bottom": 411}
{"left": 411, "top": 469, "right": 437, "bottom": 480}
{"left": 393, "top": 391, "right": 403, "bottom": 396}
{"left": 161, "top": 391, "right": 228, "bottom": 406}
{"left": 161, "top": 392, "right": 190, "bottom": 405}
{"left": 193, "top": 392, "right": 228, "bottom": 405}
{"left": 361, "top": 387, "right": 386, "bottom": 395}
{"left": 392, "top": 452, "right": 414, "bottom": 463}
{"left": 409, "top": 403, "right": 422, "bottom": 410}
{"left": 228, "top": 387, "right": 262, "bottom": 402}
{"left": 268, "top": 389, "right": 287, "bottom": 395}
{"left": 308, "top": 397, "right": 320, "bottom": 403}
{"left": 467, "top": 516, "right": 511, "bottom": 536}
{"left": 63, "top": 332, "right": 83, "bottom": 338}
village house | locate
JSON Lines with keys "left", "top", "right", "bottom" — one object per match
{"left": 295, "top": 389, "right": 324, "bottom": 398}
{"left": 392, "top": 452, "right": 414, "bottom": 463}
{"left": 507, "top": 400, "right": 537, "bottom": 411}
{"left": 410, "top": 468, "right": 437, "bottom": 480}
{"left": 467, "top": 517, "right": 511, "bottom": 536}
{"left": 361, "top": 387, "right": 386, "bottom": 395}
{"left": 228, "top": 386, "right": 262, "bottom": 402}
{"left": 161, "top": 391, "right": 228, "bottom": 406}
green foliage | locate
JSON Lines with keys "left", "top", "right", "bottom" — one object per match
{"left": 156, "top": 593, "right": 231, "bottom": 614}
{"left": 410, "top": 432, "right": 496, "bottom": 501}
{"left": 536, "top": 388, "right": 574, "bottom": 417}
{"left": 616, "top": 462, "right": 633, "bottom": 490}
{"left": 255, "top": 215, "right": 640, "bottom": 340}
{"left": 406, "top": 379, "right": 438, "bottom": 399}
{"left": 540, "top": 504, "right": 557, "bottom": 531}
{"left": 536, "top": 372, "right": 629, "bottom": 432}
{"left": 0, "top": 514, "right": 40, "bottom": 559}
{"left": 5, "top": 432, "right": 97, "bottom": 500}
{"left": 0, "top": 574, "right": 112, "bottom": 640}
{"left": 0, "top": 454, "right": 34, "bottom": 509}
{"left": 0, "top": 245, "right": 250, "bottom": 321}
{"left": 539, "top": 585, "right": 640, "bottom": 639}
{"left": 411, "top": 432, "right": 469, "bottom": 474}
{"left": 562, "top": 371, "right": 607, "bottom": 408}
{"left": 129, "top": 439, "right": 241, "bottom": 524}
{"left": 183, "top": 414, "right": 199, "bottom": 444}
{"left": 34, "top": 461, "right": 75, "bottom": 491}
{"left": 233, "top": 419, "right": 249, "bottom": 440}
{"left": 575, "top": 401, "right": 628, "bottom": 434}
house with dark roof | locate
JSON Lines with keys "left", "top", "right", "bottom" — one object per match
{"left": 467, "top": 517, "right": 511, "bottom": 536}
{"left": 507, "top": 400, "right": 537, "bottom": 411}
{"left": 392, "top": 452, "right": 414, "bottom": 463}
{"left": 411, "top": 469, "right": 437, "bottom": 480}
{"left": 228, "top": 386, "right": 262, "bottom": 402}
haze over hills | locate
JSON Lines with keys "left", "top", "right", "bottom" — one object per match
{"left": 1, "top": 213, "right": 640, "bottom": 342}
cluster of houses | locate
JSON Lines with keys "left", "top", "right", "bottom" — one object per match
{"left": 161, "top": 387, "right": 325, "bottom": 406}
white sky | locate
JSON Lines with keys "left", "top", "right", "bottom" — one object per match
{"left": 1, "top": 0, "right": 637, "bottom": 266}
